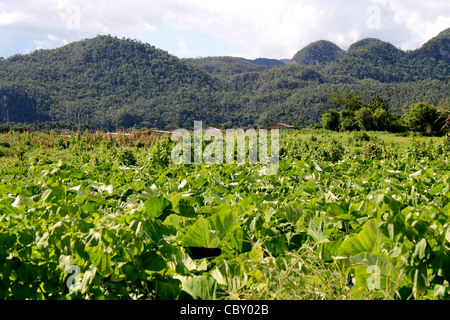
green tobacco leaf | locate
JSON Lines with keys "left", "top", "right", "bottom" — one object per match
{"left": 155, "top": 278, "right": 181, "bottom": 300}
{"left": 11, "top": 196, "right": 34, "bottom": 208}
{"left": 182, "top": 210, "right": 240, "bottom": 248}
{"left": 41, "top": 186, "right": 66, "bottom": 205}
{"left": 87, "top": 247, "right": 113, "bottom": 277}
{"left": 178, "top": 198, "right": 197, "bottom": 217}
{"left": 18, "top": 228, "right": 35, "bottom": 246}
{"left": 144, "top": 219, "right": 177, "bottom": 244}
{"left": 182, "top": 217, "right": 220, "bottom": 248}
{"left": 181, "top": 276, "right": 219, "bottom": 300}
{"left": 159, "top": 244, "right": 198, "bottom": 275}
{"left": 339, "top": 219, "right": 380, "bottom": 257}
{"left": 144, "top": 196, "right": 172, "bottom": 218}
{"left": 413, "top": 239, "right": 427, "bottom": 260}
{"left": 307, "top": 217, "right": 329, "bottom": 244}
{"left": 327, "top": 203, "right": 346, "bottom": 217}
{"left": 282, "top": 204, "right": 303, "bottom": 224}
{"left": 207, "top": 209, "right": 240, "bottom": 241}
{"left": 226, "top": 228, "right": 252, "bottom": 254}
{"left": 141, "top": 252, "right": 166, "bottom": 272}
{"left": 376, "top": 194, "right": 401, "bottom": 215}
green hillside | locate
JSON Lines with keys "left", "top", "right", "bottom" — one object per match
{"left": 184, "top": 56, "right": 268, "bottom": 79}
{"left": 323, "top": 33, "right": 449, "bottom": 82}
{"left": 410, "top": 28, "right": 450, "bottom": 62}
{"left": 0, "top": 29, "right": 449, "bottom": 130}
{"left": 0, "top": 35, "right": 225, "bottom": 129}
{"left": 292, "top": 40, "right": 344, "bottom": 65}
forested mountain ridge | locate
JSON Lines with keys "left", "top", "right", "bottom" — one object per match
{"left": 0, "top": 35, "right": 226, "bottom": 128}
{"left": 0, "top": 28, "right": 449, "bottom": 130}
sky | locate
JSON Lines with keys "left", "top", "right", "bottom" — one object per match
{"left": 0, "top": 0, "right": 449, "bottom": 60}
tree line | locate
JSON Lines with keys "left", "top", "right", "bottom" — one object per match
{"left": 321, "top": 92, "right": 448, "bottom": 134}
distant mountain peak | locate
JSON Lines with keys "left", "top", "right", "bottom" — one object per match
{"left": 292, "top": 40, "right": 344, "bottom": 66}
{"left": 412, "top": 27, "right": 450, "bottom": 62}
{"left": 348, "top": 38, "right": 400, "bottom": 52}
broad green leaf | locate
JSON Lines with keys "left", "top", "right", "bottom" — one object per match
{"left": 144, "top": 219, "right": 177, "bottom": 244}
{"left": 80, "top": 269, "right": 96, "bottom": 295}
{"left": 413, "top": 264, "right": 429, "bottom": 297}
{"left": 87, "top": 247, "right": 113, "bottom": 277}
{"left": 160, "top": 244, "right": 197, "bottom": 275}
{"left": 155, "top": 278, "right": 181, "bottom": 300}
{"left": 376, "top": 194, "right": 401, "bottom": 215}
{"left": 339, "top": 219, "right": 380, "bottom": 257}
{"left": 429, "top": 183, "right": 445, "bottom": 196}
{"left": 307, "top": 217, "right": 329, "bottom": 244}
{"left": 210, "top": 259, "right": 247, "bottom": 293}
{"left": 182, "top": 217, "right": 220, "bottom": 248}
{"left": 282, "top": 204, "right": 303, "bottom": 224}
{"left": 225, "top": 228, "right": 252, "bottom": 254}
{"left": 178, "top": 198, "right": 196, "bottom": 217}
{"left": 41, "top": 186, "right": 66, "bottom": 205}
{"left": 182, "top": 210, "right": 240, "bottom": 248}
{"left": 181, "top": 276, "right": 219, "bottom": 300}
{"left": 144, "top": 196, "right": 172, "bottom": 218}
{"left": 320, "top": 240, "right": 342, "bottom": 262}
{"left": 207, "top": 209, "right": 240, "bottom": 241}
{"left": 11, "top": 196, "right": 34, "bottom": 208}
{"left": 327, "top": 203, "right": 346, "bottom": 217}
{"left": 141, "top": 252, "right": 166, "bottom": 272}
{"left": 18, "top": 228, "right": 35, "bottom": 246}
{"left": 431, "top": 251, "right": 450, "bottom": 278}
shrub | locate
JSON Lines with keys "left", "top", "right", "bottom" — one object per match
{"left": 149, "top": 137, "right": 173, "bottom": 167}
{"left": 353, "top": 131, "right": 370, "bottom": 142}
{"left": 315, "top": 138, "right": 345, "bottom": 162}
{"left": 321, "top": 109, "right": 340, "bottom": 131}
{"left": 118, "top": 148, "right": 137, "bottom": 166}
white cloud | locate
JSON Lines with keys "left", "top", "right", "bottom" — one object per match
{"left": 161, "top": 0, "right": 450, "bottom": 57}
{"left": 0, "top": 0, "right": 449, "bottom": 58}
{"left": 177, "top": 38, "right": 190, "bottom": 56}
{"left": 0, "top": 10, "right": 30, "bottom": 26}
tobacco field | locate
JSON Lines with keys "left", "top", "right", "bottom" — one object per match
{"left": 0, "top": 130, "right": 449, "bottom": 300}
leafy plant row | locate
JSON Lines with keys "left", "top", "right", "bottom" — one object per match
{"left": 0, "top": 132, "right": 449, "bottom": 300}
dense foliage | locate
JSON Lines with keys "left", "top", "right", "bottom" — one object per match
{"left": 0, "top": 130, "right": 449, "bottom": 300}
{"left": 0, "top": 29, "right": 449, "bottom": 130}
{"left": 292, "top": 40, "right": 344, "bottom": 65}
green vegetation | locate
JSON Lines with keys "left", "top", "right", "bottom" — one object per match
{"left": 0, "top": 28, "right": 449, "bottom": 130}
{"left": 0, "top": 129, "right": 449, "bottom": 300}
{"left": 321, "top": 93, "right": 447, "bottom": 134}
{"left": 292, "top": 40, "right": 344, "bottom": 65}
{"left": 0, "top": 28, "right": 449, "bottom": 300}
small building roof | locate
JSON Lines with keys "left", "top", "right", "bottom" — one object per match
{"left": 261, "top": 123, "right": 298, "bottom": 130}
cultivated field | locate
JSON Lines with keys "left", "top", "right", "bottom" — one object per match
{"left": 0, "top": 129, "right": 449, "bottom": 300}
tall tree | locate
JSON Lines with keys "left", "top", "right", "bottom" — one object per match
{"left": 402, "top": 102, "right": 438, "bottom": 132}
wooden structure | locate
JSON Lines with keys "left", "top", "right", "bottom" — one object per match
{"left": 261, "top": 123, "right": 299, "bottom": 132}
{"left": 135, "top": 130, "right": 172, "bottom": 137}
{"left": 202, "top": 127, "right": 225, "bottom": 134}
